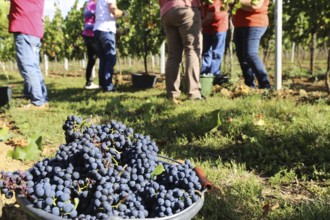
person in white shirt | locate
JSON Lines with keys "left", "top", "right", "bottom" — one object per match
{"left": 93, "top": 0, "right": 125, "bottom": 92}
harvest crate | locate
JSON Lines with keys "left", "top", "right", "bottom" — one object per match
{"left": 0, "top": 86, "right": 12, "bottom": 107}
{"left": 131, "top": 73, "right": 157, "bottom": 89}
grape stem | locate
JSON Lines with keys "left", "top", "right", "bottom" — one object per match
{"left": 111, "top": 195, "right": 128, "bottom": 209}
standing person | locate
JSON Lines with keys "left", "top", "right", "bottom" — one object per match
{"left": 232, "top": 0, "right": 271, "bottom": 89}
{"left": 82, "top": 0, "right": 100, "bottom": 90}
{"left": 8, "top": 0, "right": 48, "bottom": 109}
{"left": 93, "top": 0, "right": 125, "bottom": 92}
{"left": 158, "top": 0, "right": 203, "bottom": 102}
{"left": 200, "top": 0, "right": 228, "bottom": 79}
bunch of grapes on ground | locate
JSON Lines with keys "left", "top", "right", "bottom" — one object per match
{"left": 0, "top": 115, "right": 209, "bottom": 219}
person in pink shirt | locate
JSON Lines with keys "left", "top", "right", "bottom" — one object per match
{"left": 158, "top": 0, "right": 203, "bottom": 103}
{"left": 8, "top": 0, "right": 48, "bottom": 109}
{"left": 82, "top": 0, "right": 100, "bottom": 89}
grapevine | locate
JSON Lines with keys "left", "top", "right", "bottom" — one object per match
{"left": 201, "top": 0, "right": 261, "bottom": 14}
{"left": 0, "top": 115, "right": 207, "bottom": 219}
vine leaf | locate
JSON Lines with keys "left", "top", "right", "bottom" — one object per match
{"left": 151, "top": 164, "right": 165, "bottom": 179}
{"left": 210, "top": 112, "right": 222, "bottom": 133}
{"left": 7, "top": 134, "right": 43, "bottom": 161}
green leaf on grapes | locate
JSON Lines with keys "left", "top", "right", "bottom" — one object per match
{"left": 151, "top": 164, "right": 165, "bottom": 178}
{"left": 8, "top": 135, "right": 43, "bottom": 161}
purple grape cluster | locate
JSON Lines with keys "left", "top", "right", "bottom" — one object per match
{"left": 0, "top": 115, "right": 204, "bottom": 219}
{"left": 0, "top": 170, "right": 27, "bottom": 199}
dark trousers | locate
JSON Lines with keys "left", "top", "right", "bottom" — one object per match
{"left": 83, "top": 35, "right": 99, "bottom": 85}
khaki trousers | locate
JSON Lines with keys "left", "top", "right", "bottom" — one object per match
{"left": 162, "top": 6, "right": 202, "bottom": 99}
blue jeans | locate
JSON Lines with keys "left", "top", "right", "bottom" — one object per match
{"left": 14, "top": 33, "right": 48, "bottom": 106}
{"left": 93, "top": 30, "right": 116, "bottom": 91}
{"left": 201, "top": 32, "right": 227, "bottom": 76}
{"left": 234, "top": 27, "right": 270, "bottom": 88}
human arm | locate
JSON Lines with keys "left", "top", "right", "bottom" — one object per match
{"left": 84, "top": 9, "right": 95, "bottom": 18}
{"left": 109, "top": 3, "right": 124, "bottom": 18}
{"left": 202, "top": 2, "right": 218, "bottom": 27}
{"left": 202, "top": 11, "right": 215, "bottom": 27}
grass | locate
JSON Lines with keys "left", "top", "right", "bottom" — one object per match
{"left": 1, "top": 63, "right": 330, "bottom": 219}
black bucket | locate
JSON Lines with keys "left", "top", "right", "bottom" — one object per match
{"left": 131, "top": 73, "right": 157, "bottom": 89}
{"left": 0, "top": 86, "right": 12, "bottom": 107}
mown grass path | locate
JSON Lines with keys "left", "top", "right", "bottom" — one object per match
{"left": 1, "top": 72, "right": 329, "bottom": 219}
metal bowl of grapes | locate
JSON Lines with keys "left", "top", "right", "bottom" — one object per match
{"left": 1, "top": 116, "right": 213, "bottom": 220}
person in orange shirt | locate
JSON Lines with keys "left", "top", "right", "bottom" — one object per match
{"left": 201, "top": 0, "right": 228, "bottom": 82}
{"left": 232, "top": 0, "right": 271, "bottom": 89}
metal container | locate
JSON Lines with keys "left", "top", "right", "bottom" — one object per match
{"left": 16, "top": 157, "right": 211, "bottom": 220}
{"left": 16, "top": 192, "right": 205, "bottom": 220}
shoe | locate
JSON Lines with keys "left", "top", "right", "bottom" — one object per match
{"left": 259, "top": 84, "right": 272, "bottom": 90}
{"left": 102, "top": 84, "right": 116, "bottom": 92}
{"left": 103, "top": 88, "right": 116, "bottom": 92}
{"left": 167, "top": 97, "right": 182, "bottom": 105}
{"left": 196, "top": 95, "right": 206, "bottom": 100}
{"left": 21, "top": 103, "right": 49, "bottom": 110}
{"left": 191, "top": 96, "right": 206, "bottom": 101}
{"left": 172, "top": 98, "right": 182, "bottom": 105}
{"left": 213, "top": 75, "right": 229, "bottom": 85}
{"left": 188, "top": 94, "right": 205, "bottom": 101}
{"left": 85, "top": 83, "right": 100, "bottom": 90}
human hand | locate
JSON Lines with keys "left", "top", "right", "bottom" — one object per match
{"left": 122, "top": 10, "right": 129, "bottom": 18}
